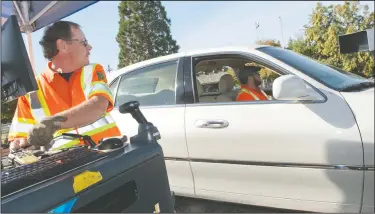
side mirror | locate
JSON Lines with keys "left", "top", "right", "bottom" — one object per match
{"left": 272, "top": 74, "right": 324, "bottom": 101}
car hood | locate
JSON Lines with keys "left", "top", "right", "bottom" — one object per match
{"left": 340, "top": 87, "right": 374, "bottom": 166}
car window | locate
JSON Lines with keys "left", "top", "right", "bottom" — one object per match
{"left": 194, "top": 57, "right": 281, "bottom": 103}
{"left": 257, "top": 46, "right": 369, "bottom": 90}
{"left": 115, "top": 60, "right": 178, "bottom": 107}
{"left": 109, "top": 77, "right": 120, "bottom": 95}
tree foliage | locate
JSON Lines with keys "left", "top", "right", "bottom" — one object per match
{"left": 254, "top": 39, "right": 281, "bottom": 81}
{"left": 256, "top": 39, "right": 281, "bottom": 47}
{"left": 116, "top": 1, "right": 179, "bottom": 69}
{"left": 288, "top": 1, "right": 374, "bottom": 78}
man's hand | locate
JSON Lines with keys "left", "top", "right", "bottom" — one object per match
{"left": 9, "top": 138, "right": 29, "bottom": 151}
{"left": 27, "top": 116, "right": 67, "bottom": 146}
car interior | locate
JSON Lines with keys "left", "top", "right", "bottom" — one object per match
{"left": 113, "top": 57, "right": 282, "bottom": 106}
{"left": 194, "top": 57, "right": 281, "bottom": 103}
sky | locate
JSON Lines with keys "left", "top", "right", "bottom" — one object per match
{"left": 20, "top": 1, "right": 374, "bottom": 75}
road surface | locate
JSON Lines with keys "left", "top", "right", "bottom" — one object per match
{"left": 174, "top": 196, "right": 303, "bottom": 213}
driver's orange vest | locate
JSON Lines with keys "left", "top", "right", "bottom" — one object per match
{"left": 8, "top": 63, "right": 121, "bottom": 150}
{"left": 236, "top": 86, "right": 268, "bottom": 101}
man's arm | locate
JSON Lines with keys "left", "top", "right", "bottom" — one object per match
{"left": 27, "top": 64, "right": 116, "bottom": 147}
{"left": 54, "top": 95, "right": 109, "bottom": 129}
{"left": 53, "top": 64, "right": 114, "bottom": 130}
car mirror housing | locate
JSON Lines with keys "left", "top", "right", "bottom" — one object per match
{"left": 272, "top": 74, "right": 324, "bottom": 101}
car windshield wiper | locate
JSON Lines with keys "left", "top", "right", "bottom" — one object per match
{"left": 340, "top": 81, "right": 375, "bottom": 92}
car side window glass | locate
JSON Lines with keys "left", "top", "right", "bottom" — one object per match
{"left": 109, "top": 77, "right": 120, "bottom": 95}
{"left": 115, "top": 60, "right": 178, "bottom": 107}
{"left": 194, "top": 57, "right": 281, "bottom": 103}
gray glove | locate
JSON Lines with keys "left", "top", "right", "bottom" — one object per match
{"left": 27, "top": 116, "right": 67, "bottom": 146}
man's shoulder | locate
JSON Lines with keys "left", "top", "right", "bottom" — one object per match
{"left": 82, "top": 63, "right": 104, "bottom": 71}
{"left": 81, "top": 63, "right": 108, "bottom": 83}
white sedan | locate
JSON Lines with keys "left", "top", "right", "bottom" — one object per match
{"left": 107, "top": 46, "right": 374, "bottom": 213}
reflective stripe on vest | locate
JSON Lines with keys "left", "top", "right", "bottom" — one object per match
{"left": 8, "top": 117, "right": 37, "bottom": 140}
{"left": 28, "top": 64, "right": 118, "bottom": 150}
{"left": 76, "top": 113, "right": 115, "bottom": 133}
{"left": 80, "top": 64, "right": 96, "bottom": 98}
{"left": 8, "top": 121, "right": 33, "bottom": 139}
{"left": 27, "top": 79, "right": 51, "bottom": 122}
{"left": 80, "top": 64, "right": 114, "bottom": 102}
{"left": 9, "top": 121, "right": 34, "bottom": 134}
{"left": 50, "top": 116, "right": 118, "bottom": 150}
{"left": 238, "top": 88, "right": 268, "bottom": 101}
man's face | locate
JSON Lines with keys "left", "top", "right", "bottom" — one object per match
{"left": 65, "top": 27, "right": 92, "bottom": 68}
{"left": 248, "top": 72, "right": 262, "bottom": 87}
{"left": 253, "top": 73, "right": 262, "bottom": 86}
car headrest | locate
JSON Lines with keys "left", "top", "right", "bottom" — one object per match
{"left": 196, "top": 80, "right": 204, "bottom": 97}
{"left": 218, "top": 74, "right": 234, "bottom": 93}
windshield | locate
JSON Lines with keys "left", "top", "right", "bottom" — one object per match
{"left": 257, "top": 46, "right": 370, "bottom": 91}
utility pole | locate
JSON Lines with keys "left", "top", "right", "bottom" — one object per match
{"left": 255, "top": 22, "right": 260, "bottom": 41}
{"left": 279, "top": 16, "right": 285, "bottom": 48}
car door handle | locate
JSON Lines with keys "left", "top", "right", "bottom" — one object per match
{"left": 194, "top": 120, "right": 229, "bottom": 128}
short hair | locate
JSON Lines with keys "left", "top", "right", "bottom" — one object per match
{"left": 238, "top": 66, "right": 261, "bottom": 84}
{"left": 39, "top": 21, "right": 80, "bottom": 60}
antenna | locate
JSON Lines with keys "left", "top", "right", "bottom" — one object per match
{"left": 279, "top": 17, "right": 285, "bottom": 48}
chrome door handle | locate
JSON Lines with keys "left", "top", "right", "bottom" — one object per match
{"left": 195, "top": 120, "right": 229, "bottom": 128}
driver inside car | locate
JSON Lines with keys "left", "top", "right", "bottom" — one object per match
{"left": 8, "top": 21, "right": 122, "bottom": 151}
{"left": 236, "top": 66, "right": 269, "bottom": 101}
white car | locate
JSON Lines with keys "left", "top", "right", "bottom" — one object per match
{"left": 107, "top": 46, "right": 374, "bottom": 213}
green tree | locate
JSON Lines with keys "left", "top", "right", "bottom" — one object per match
{"left": 256, "top": 39, "right": 281, "bottom": 47}
{"left": 116, "top": 1, "right": 179, "bottom": 69}
{"left": 255, "top": 39, "right": 281, "bottom": 81}
{"left": 288, "top": 1, "right": 374, "bottom": 77}
{"left": 1, "top": 99, "right": 17, "bottom": 124}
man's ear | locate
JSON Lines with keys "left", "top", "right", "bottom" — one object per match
{"left": 56, "top": 39, "right": 68, "bottom": 54}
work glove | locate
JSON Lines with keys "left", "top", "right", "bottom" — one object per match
{"left": 27, "top": 116, "right": 67, "bottom": 147}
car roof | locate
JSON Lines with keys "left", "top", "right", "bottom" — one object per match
{"left": 107, "top": 44, "right": 270, "bottom": 82}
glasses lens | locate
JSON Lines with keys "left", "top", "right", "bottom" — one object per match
{"left": 83, "top": 39, "right": 88, "bottom": 46}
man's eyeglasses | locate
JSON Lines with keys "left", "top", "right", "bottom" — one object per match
{"left": 67, "top": 39, "right": 89, "bottom": 47}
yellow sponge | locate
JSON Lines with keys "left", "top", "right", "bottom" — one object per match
{"left": 15, "top": 154, "right": 40, "bottom": 165}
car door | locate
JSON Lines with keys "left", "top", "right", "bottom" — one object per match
{"left": 109, "top": 58, "right": 195, "bottom": 197}
{"left": 183, "top": 52, "right": 364, "bottom": 212}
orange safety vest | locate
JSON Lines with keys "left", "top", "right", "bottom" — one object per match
{"left": 8, "top": 63, "right": 121, "bottom": 150}
{"left": 236, "top": 86, "right": 269, "bottom": 101}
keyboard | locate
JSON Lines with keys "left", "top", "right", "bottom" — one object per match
{"left": 1, "top": 147, "right": 107, "bottom": 196}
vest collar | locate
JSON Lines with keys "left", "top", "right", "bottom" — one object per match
{"left": 43, "top": 62, "right": 81, "bottom": 83}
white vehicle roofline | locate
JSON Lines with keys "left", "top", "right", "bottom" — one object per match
{"left": 107, "top": 45, "right": 270, "bottom": 82}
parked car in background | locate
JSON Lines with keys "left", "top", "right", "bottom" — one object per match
{"left": 107, "top": 46, "right": 374, "bottom": 213}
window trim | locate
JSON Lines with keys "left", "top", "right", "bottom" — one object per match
{"left": 110, "top": 58, "right": 184, "bottom": 109}
{"left": 109, "top": 76, "right": 121, "bottom": 105}
{"left": 183, "top": 56, "right": 194, "bottom": 104}
{"left": 185, "top": 51, "right": 327, "bottom": 107}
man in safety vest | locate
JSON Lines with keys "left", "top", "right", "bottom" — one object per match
{"left": 8, "top": 21, "right": 121, "bottom": 151}
{"left": 236, "top": 66, "right": 269, "bottom": 101}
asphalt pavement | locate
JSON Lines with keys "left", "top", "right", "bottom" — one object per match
{"left": 174, "top": 196, "right": 303, "bottom": 213}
